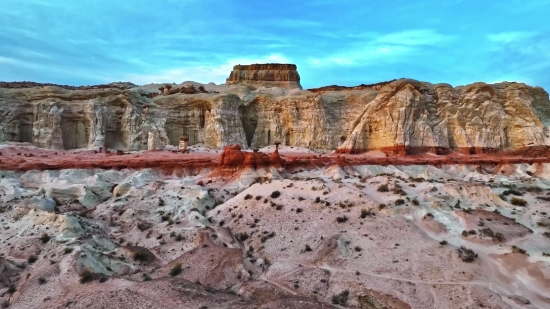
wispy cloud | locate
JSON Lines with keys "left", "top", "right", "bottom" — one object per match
{"left": 375, "top": 29, "right": 453, "bottom": 45}
{"left": 262, "top": 18, "right": 323, "bottom": 29}
{"left": 487, "top": 31, "right": 538, "bottom": 44}
{"left": 309, "top": 29, "right": 453, "bottom": 67}
{"left": 459, "top": 22, "right": 478, "bottom": 28}
{"left": 123, "top": 54, "right": 291, "bottom": 85}
{"left": 0, "top": 56, "right": 113, "bottom": 82}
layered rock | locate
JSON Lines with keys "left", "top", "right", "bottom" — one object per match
{"left": 0, "top": 87, "right": 168, "bottom": 151}
{"left": 226, "top": 63, "right": 302, "bottom": 89}
{"left": 337, "top": 80, "right": 550, "bottom": 155}
{"left": 1, "top": 75, "right": 550, "bottom": 155}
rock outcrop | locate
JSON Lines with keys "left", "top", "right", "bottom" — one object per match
{"left": 226, "top": 63, "right": 302, "bottom": 89}
{"left": 1, "top": 71, "right": 550, "bottom": 156}
{"left": 147, "top": 132, "right": 164, "bottom": 151}
{"left": 217, "top": 144, "right": 284, "bottom": 170}
{"left": 337, "top": 79, "right": 550, "bottom": 155}
{"left": 307, "top": 79, "right": 397, "bottom": 93}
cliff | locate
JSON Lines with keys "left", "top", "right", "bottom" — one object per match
{"left": 337, "top": 79, "right": 550, "bottom": 155}
{"left": 1, "top": 72, "right": 550, "bottom": 156}
{"left": 225, "top": 63, "right": 302, "bottom": 89}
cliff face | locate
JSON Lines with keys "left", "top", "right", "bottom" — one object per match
{"left": 0, "top": 87, "right": 167, "bottom": 151}
{"left": 338, "top": 79, "right": 550, "bottom": 155}
{"left": 1, "top": 75, "right": 550, "bottom": 155}
{"left": 226, "top": 63, "right": 302, "bottom": 89}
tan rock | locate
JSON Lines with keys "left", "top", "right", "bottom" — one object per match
{"left": 147, "top": 132, "right": 164, "bottom": 151}
{"left": 178, "top": 137, "right": 188, "bottom": 152}
{"left": 338, "top": 80, "right": 550, "bottom": 154}
{"left": 226, "top": 63, "right": 302, "bottom": 89}
{"left": 1, "top": 75, "right": 550, "bottom": 155}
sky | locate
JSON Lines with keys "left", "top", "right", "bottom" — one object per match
{"left": 1, "top": 0, "right": 549, "bottom": 90}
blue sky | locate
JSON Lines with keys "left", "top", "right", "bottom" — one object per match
{"left": 1, "top": 0, "right": 549, "bottom": 90}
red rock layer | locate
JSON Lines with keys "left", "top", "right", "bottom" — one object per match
{"left": 1, "top": 145, "right": 550, "bottom": 174}
{"left": 218, "top": 145, "right": 284, "bottom": 168}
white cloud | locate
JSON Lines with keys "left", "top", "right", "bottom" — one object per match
{"left": 0, "top": 56, "right": 40, "bottom": 68}
{"left": 267, "top": 18, "right": 322, "bottom": 28}
{"left": 0, "top": 55, "right": 113, "bottom": 82}
{"left": 486, "top": 31, "right": 549, "bottom": 59}
{"left": 5, "top": 48, "right": 52, "bottom": 60}
{"left": 487, "top": 31, "right": 537, "bottom": 44}
{"left": 375, "top": 29, "right": 452, "bottom": 46}
{"left": 307, "top": 29, "right": 453, "bottom": 67}
{"left": 123, "top": 54, "right": 291, "bottom": 85}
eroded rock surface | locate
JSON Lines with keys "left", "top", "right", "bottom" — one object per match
{"left": 0, "top": 146, "right": 550, "bottom": 308}
{"left": 2, "top": 72, "right": 550, "bottom": 155}
{"left": 226, "top": 63, "right": 302, "bottom": 89}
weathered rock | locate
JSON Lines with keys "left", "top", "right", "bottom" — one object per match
{"left": 48, "top": 185, "right": 100, "bottom": 208}
{"left": 0, "top": 257, "right": 21, "bottom": 288}
{"left": 218, "top": 144, "right": 284, "bottom": 169}
{"left": 178, "top": 137, "right": 188, "bottom": 152}
{"left": 1, "top": 75, "right": 550, "bottom": 155}
{"left": 226, "top": 63, "right": 302, "bottom": 89}
{"left": 147, "top": 132, "right": 164, "bottom": 151}
{"left": 338, "top": 80, "right": 550, "bottom": 155}
{"left": 17, "top": 196, "right": 55, "bottom": 211}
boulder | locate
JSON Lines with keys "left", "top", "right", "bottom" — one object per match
{"left": 17, "top": 197, "right": 55, "bottom": 211}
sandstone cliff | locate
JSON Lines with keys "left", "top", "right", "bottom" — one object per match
{"left": 1, "top": 71, "right": 550, "bottom": 155}
{"left": 226, "top": 63, "right": 302, "bottom": 89}
{"left": 338, "top": 79, "right": 550, "bottom": 155}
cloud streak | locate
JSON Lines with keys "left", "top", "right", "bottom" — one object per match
{"left": 487, "top": 31, "right": 538, "bottom": 44}
{"left": 308, "top": 29, "right": 453, "bottom": 67}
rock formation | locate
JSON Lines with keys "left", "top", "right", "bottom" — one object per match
{"left": 2, "top": 151, "right": 550, "bottom": 308}
{"left": 1, "top": 69, "right": 550, "bottom": 156}
{"left": 5, "top": 66, "right": 550, "bottom": 309}
{"left": 307, "top": 79, "right": 397, "bottom": 93}
{"left": 337, "top": 79, "right": 550, "bottom": 155}
{"left": 178, "top": 137, "right": 188, "bottom": 152}
{"left": 226, "top": 63, "right": 302, "bottom": 89}
{"left": 147, "top": 132, "right": 164, "bottom": 150}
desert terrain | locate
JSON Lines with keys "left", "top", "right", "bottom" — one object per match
{"left": 0, "top": 142, "right": 549, "bottom": 309}
{"left": 1, "top": 64, "right": 550, "bottom": 308}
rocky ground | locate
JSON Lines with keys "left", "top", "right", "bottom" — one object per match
{"left": 1, "top": 144, "right": 550, "bottom": 308}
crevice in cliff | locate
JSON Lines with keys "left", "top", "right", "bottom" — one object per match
{"left": 239, "top": 103, "right": 258, "bottom": 148}
{"left": 104, "top": 110, "right": 124, "bottom": 150}
{"left": 61, "top": 114, "right": 90, "bottom": 150}
{"left": 19, "top": 114, "right": 33, "bottom": 143}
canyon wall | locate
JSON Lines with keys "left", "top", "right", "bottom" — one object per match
{"left": 1, "top": 65, "right": 550, "bottom": 155}
{"left": 338, "top": 79, "right": 550, "bottom": 155}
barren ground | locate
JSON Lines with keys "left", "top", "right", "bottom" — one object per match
{"left": 1, "top": 143, "right": 549, "bottom": 309}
